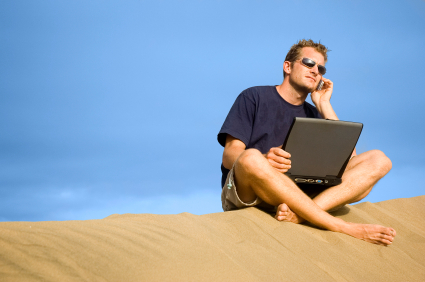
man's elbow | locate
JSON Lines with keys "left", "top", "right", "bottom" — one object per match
{"left": 222, "top": 146, "right": 246, "bottom": 170}
{"left": 222, "top": 150, "right": 234, "bottom": 170}
{"left": 222, "top": 136, "right": 247, "bottom": 169}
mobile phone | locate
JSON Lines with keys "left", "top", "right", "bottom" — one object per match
{"left": 317, "top": 80, "right": 324, "bottom": 91}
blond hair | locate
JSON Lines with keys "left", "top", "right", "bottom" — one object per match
{"left": 284, "top": 39, "right": 329, "bottom": 78}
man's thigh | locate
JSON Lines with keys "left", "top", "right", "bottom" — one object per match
{"left": 221, "top": 165, "right": 275, "bottom": 212}
{"left": 232, "top": 149, "right": 269, "bottom": 203}
{"left": 344, "top": 150, "right": 390, "bottom": 172}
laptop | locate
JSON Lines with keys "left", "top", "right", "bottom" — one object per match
{"left": 282, "top": 117, "right": 363, "bottom": 187}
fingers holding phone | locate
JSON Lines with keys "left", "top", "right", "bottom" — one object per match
{"left": 312, "top": 77, "right": 333, "bottom": 104}
{"left": 311, "top": 77, "right": 339, "bottom": 120}
{"left": 315, "top": 77, "right": 332, "bottom": 92}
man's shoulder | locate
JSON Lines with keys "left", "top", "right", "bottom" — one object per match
{"left": 239, "top": 85, "right": 277, "bottom": 100}
{"left": 242, "top": 85, "right": 276, "bottom": 94}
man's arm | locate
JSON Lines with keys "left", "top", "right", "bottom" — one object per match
{"left": 222, "top": 135, "right": 246, "bottom": 170}
{"left": 222, "top": 134, "right": 292, "bottom": 172}
{"left": 310, "top": 77, "right": 338, "bottom": 120}
{"left": 311, "top": 77, "right": 357, "bottom": 157}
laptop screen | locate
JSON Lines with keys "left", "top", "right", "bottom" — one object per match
{"left": 283, "top": 118, "right": 363, "bottom": 178}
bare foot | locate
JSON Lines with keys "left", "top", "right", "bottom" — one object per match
{"left": 275, "top": 203, "right": 305, "bottom": 224}
{"left": 342, "top": 222, "right": 396, "bottom": 246}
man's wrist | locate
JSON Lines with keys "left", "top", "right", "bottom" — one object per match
{"left": 318, "top": 100, "right": 332, "bottom": 109}
{"left": 318, "top": 101, "right": 338, "bottom": 120}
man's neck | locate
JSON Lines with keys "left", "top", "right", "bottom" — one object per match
{"left": 276, "top": 80, "right": 308, "bottom": 106}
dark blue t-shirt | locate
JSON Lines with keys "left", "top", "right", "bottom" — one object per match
{"left": 218, "top": 86, "right": 321, "bottom": 187}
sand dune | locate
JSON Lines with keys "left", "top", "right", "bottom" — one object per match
{"left": 1, "top": 196, "right": 424, "bottom": 281}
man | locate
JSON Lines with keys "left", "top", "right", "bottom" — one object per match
{"left": 217, "top": 39, "right": 396, "bottom": 246}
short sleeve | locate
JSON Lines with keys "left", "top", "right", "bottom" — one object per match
{"left": 217, "top": 90, "right": 256, "bottom": 147}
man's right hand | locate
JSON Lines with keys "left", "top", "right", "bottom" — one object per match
{"left": 264, "top": 147, "right": 291, "bottom": 173}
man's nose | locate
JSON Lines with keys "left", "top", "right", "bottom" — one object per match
{"left": 310, "top": 65, "right": 319, "bottom": 75}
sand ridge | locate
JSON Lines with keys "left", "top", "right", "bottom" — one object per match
{"left": 1, "top": 196, "right": 425, "bottom": 281}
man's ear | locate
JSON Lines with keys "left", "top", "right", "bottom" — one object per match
{"left": 283, "top": 61, "right": 291, "bottom": 76}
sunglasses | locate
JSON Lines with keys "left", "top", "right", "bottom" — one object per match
{"left": 299, "top": 57, "right": 326, "bottom": 75}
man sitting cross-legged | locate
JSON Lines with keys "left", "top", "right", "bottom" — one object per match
{"left": 218, "top": 39, "right": 396, "bottom": 246}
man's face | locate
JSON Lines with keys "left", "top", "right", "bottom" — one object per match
{"left": 288, "top": 47, "right": 325, "bottom": 93}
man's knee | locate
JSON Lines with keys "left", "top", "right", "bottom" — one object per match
{"left": 235, "top": 149, "right": 268, "bottom": 178}
{"left": 367, "top": 150, "right": 392, "bottom": 178}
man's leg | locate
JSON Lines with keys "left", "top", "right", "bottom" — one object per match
{"left": 234, "top": 148, "right": 396, "bottom": 245}
{"left": 314, "top": 149, "right": 392, "bottom": 208}
{"left": 276, "top": 150, "right": 392, "bottom": 223}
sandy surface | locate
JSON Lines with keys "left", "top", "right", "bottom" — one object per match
{"left": 1, "top": 196, "right": 424, "bottom": 281}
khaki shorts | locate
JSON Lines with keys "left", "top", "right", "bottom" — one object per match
{"left": 221, "top": 166, "right": 344, "bottom": 213}
{"left": 221, "top": 165, "right": 277, "bottom": 213}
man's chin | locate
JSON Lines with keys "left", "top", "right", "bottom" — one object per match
{"left": 297, "top": 85, "right": 315, "bottom": 94}
{"left": 306, "top": 83, "right": 317, "bottom": 93}
{"left": 290, "top": 80, "right": 316, "bottom": 94}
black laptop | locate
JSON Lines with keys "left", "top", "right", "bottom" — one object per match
{"left": 282, "top": 117, "right": 363, "bottom": 186}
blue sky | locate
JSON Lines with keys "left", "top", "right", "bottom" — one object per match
{"left": 1, "top": 0, "right": 424, "bottom": 221}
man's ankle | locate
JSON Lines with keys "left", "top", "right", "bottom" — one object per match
{"left": 327, "top": 217, "right": 348, "bottom": 233}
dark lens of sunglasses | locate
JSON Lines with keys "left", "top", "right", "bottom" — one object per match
{"left": 301, "top": 58, "right": 316, "bottom": 68}
{"left": 318, "top": 66, "right": 326, "bottom": 75}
